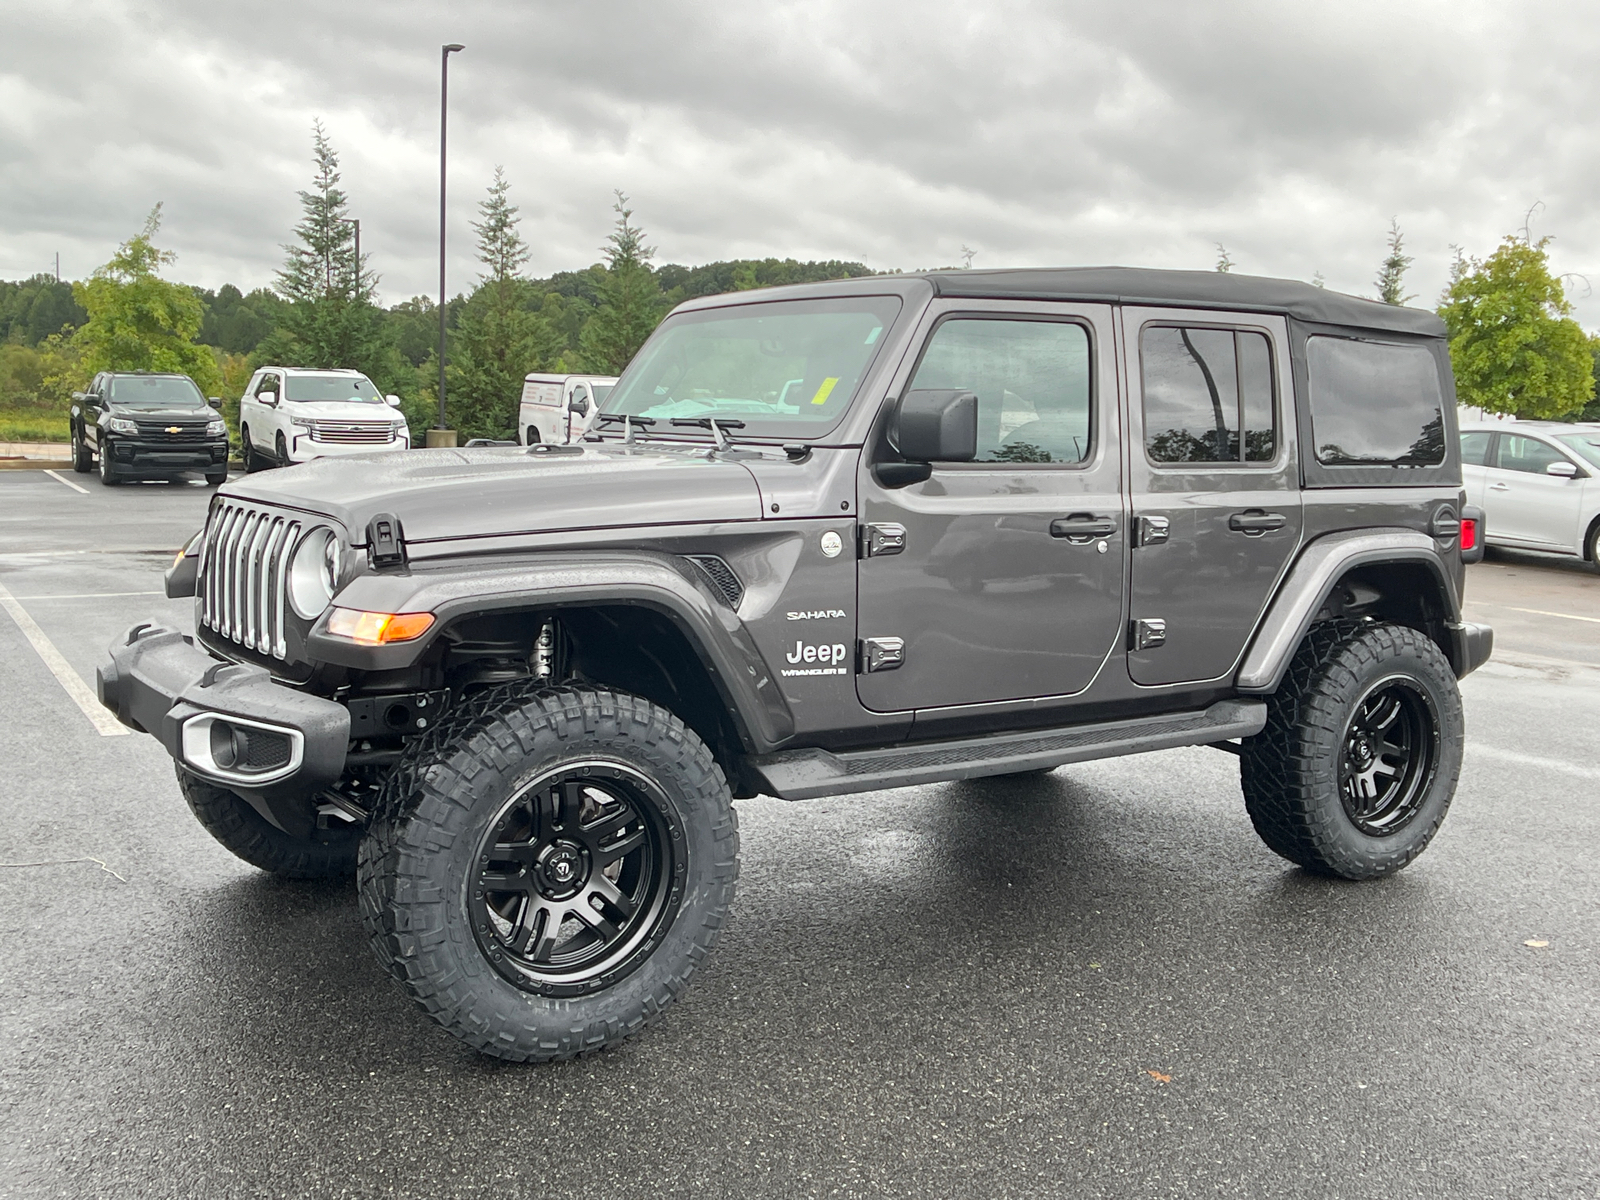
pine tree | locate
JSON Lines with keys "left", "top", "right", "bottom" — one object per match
{"left": 1375, "top": 219, "right": 1414, "bottom": 306}
{"left": 263, "top": 122, "right": 396, "bottom": 385}
{"left": 439, "top": 168, "right": 560, "bottom": 439}
{"left": 579, "top": 192, "right": 665, "bottom": 375}
{"left": 1215, "top": 244, "right": 1234, "bottom": 273}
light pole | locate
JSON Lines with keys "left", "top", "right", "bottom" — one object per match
{"left": 433, "top": 42, "right": 465, "bottom": 446}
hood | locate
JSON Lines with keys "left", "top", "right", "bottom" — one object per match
{"left": 279, "top": 401, "right": 402, "bottom": 421}
{"left": 220, "top": 443, "right": 764, "bottom": 543}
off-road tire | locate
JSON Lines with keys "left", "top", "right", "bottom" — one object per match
{"left": 177, "top": 766, "right": 360, "bottom": 878}
{"left": 97, "top": 443, "right": 119, "bottom": 486}
{"left": 1240, "top": 620, "right": 1463, "bottom": 880}
{"left": 358, "top": 684, "right": 739, "bottom": 1062}
{"left": 71, "top": 425, "right": 93, "bottom": 473}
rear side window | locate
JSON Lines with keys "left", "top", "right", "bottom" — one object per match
{"left": 1306, "top": 337, "right": 1444, "bottom": 467}
{"left": 908, "top": 317, "right": 1091, "bottom": 464}
{"left": 1140, "top": 326, "right": 1276, "bottom": 464}
{"left": 1459, "top": 431, "right": 1492, "bottom": 465}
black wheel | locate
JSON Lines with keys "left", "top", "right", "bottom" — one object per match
{"left": 526, "top": 426, "right": 540, "bottom": 445}
{"left": 205, "top": 469, "right": 228, "bottom": 486}
{"left": 177, "top": 766, "right": 360, "bottom": 878}
{"left": 97, "top": 440, "right": 119, "bottom": 486}
{"left": 1240, "top": 621, "right": 1463, "bottom": 880}
{"left": 241, "top": 426, "right": 262, "bottom": 473}
{"left": 275, "top": 432, "right": 289, "bottom": 467}
{"left": 71, "top": 424, "right": 93, "bottom": 473}
{"left": 1587, "top": 521, "right": 1600, "bottom": 573}
{"left": 358, "top": 685, "right": 738, "bottom": 1062}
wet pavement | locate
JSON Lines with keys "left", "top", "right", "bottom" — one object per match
{"left": 1, "top": 469, "right": 1596, "bottom": 1198}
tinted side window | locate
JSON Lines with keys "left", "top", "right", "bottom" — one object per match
{"left": 1459, "top": 431, "right": 1492, "bottom": 465}
{"left": 1306, "top": 337, "right": 1444, "bottom": 467}
{"left": 1141, "top": 326, "right": 1276, "bottom": 464}
{"left": 908, "top": 318, "right": 1091, "bottom": 463}
{"left": 1496, "top": 434, "right": 1565, "bottom": 475}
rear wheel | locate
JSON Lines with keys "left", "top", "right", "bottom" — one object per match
{"left": 71, "top": 424, "right": 93, "bottom": 473}
{"left": 1240, "top": 621, "right": 1462, "bottom": 880}
{"left": 177, "top": 767, "right": 360, "bottom": 878}
{"left": 359, "top": 685, "right": 739, "bottom": 1062}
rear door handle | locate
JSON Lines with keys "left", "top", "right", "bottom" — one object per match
{"left": 1050, "top": 515, "right": 1117, "bottom": 542}
{"left": 1227, "top": 510, "right": 1286, "bottom": 535}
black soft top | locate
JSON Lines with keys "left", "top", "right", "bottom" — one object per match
{"left": 919, "top": 267, "right": 1444, "bottom": 337}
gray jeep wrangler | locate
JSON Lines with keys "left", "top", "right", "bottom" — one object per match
{"left": 100, "top": 268, "right": 1493, "bottom": 1062}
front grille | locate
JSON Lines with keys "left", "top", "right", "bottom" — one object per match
{"left": 134, "top": 420, "right": 212, "bottom": 443}
{"left": 198, "top": 501, "right": 304, "bottom": 659}
{"left": 686, "top": 555, "right": 744, "bottom": 609}
{"left": 305, "top": 421, "right": 396, "bottom": 445}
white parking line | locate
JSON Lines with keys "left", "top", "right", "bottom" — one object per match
{"left": 1477, "top": 601, "right": 1600, "bottom": 626}
{"left": 11, "top": 591, "right": 165, "bottom": 600}
{"left": 1468, "top": 743, "right": 1600, "bottom": 781}
{"left": 42, "top": 469, "right": 88, "bottom": 495}
{"left": 0, "top": 579, "right": 128, "bottom": 737}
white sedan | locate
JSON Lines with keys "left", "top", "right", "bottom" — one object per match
{"left": 1461, "top": 422, "right": 1600, "bottom": 568}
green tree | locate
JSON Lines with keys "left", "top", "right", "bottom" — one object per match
{"left": 1215, "top": 244, "right": 1233, "bottom": 273}
{"left": 263, "top": 122, "right": 399, "bottom": 389}
{"left": 71, "top": 204, "right": 221, "bottom": 395}
{"left": 1438, "top": 234, "right": 1594, "bottom": 419}
{"left": 579, "top": 192, "right": 665, "bottom": 375}
{"left": 1375, "top": 219, "right": 1414, "bottom": 305}
{"left": 435, "top": 168, "right": 561, "bottom": 439}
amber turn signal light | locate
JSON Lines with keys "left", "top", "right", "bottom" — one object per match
{"left": 326, "top": 608, "right": 436, "bottom": 645}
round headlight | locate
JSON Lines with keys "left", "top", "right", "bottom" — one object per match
{"left": 289, "top": 526, "right": 340, "bottom": 619}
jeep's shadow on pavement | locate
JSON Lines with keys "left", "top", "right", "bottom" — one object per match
{"left": 96, "top": 266, "right": 1494, "bottom": 1063}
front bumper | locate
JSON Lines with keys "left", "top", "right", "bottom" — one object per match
{"left": 98, "top": 624, "right": 349, "bottom": 835}
{"left": 1449, "top": 620, "right": 1494, "bottom": 679}
{"left": 107, "top": 436, "right": 229, "bottom": 473}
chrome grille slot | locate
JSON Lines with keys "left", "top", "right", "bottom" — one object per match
{"left": 198, "top": 501, "right": 308, "bottom": 661}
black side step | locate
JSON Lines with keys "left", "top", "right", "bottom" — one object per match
{"left": 745, "top": 699, "right": 1267, "bottom": 800}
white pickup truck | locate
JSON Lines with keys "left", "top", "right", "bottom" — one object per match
{"left": 517, "top": 374, "right": 618, "bottom": 445}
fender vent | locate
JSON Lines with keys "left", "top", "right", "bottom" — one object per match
{"left": 685, "top": 555, "right": 744, "bottom": 609}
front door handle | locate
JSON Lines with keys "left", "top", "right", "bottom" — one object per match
{"left": 1050, "top": 515, "right": 1117, "bottom": 542}
{"left": 1489, "top": 482, "right": 1510, "bottom": 492}
{"left": 1227, "top": 510, "right": 1287, "bottom": 536}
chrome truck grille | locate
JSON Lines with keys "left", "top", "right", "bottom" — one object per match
{"left": 306, "top": 421, "right": 395, "bottom": 444}
{"left": 198, "top": 501, "right": 303, "bottom": 659}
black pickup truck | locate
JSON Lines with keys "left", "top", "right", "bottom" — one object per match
{"left": 70, "top": 371, "right": 230, "bottom": 486}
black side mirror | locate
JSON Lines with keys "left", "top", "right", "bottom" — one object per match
{"left": 207, "top": 396, "right": 222, "bottom": 409}
{"left": 896, "top": 389, "right": 977, "bottom": 462}
{"left": 570, "top": 396, "right": 590, "bottom": 416}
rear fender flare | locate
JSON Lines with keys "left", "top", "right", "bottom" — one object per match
{"left": 1237, "top": 529, "right": 1463, "bottom": 694}
{"left": 307, "top": 551, "right": 795, "bottom": 752}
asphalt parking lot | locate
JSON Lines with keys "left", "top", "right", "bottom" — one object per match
{"left": 1, "top": 468, "right": 1597, "bottom": 1199}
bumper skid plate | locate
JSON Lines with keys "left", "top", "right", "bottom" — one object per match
{"left": 98, "top": 624, "right": 349, "bottom": 836}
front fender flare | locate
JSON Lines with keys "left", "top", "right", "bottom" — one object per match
{"left": 307, "top": 551, "right": 795, "bottom": 752}
{"left": 1237, "top": 529, "right": 1469, "bottom": 694}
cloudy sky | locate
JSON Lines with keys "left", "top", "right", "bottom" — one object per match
{"left": 5, "top": 1, "right": 1600, "bottom": 323}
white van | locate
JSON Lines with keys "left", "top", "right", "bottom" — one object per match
{"left": 518, "top": 374, "right": 618, "bottom": 445}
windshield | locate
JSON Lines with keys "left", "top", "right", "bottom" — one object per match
{"left": 284, "top": 374, "right": 385, "bottom": 403}
{"left": 1558, "top": 434, "right": 1600, "bottom": 471}
{"left": 591, "top": 384, "right": 614, "bottom": 404}
{"left": 599, "top": 296, "right": 902, "bottom": 439}
{"left": 108, "top": 376, "right": 205, "bottom": 409}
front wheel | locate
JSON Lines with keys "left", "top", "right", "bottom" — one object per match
{"left": 1240, "top": 621, "right": 1463, "bottom": 880}
{"left": 526, "top": 426, "right": 540, "bottom": 446}
{"left": 275, "top": 432, "right": 289, "bottom": 467}
{"left": 358, "top": 685, "right": 739, "bottom": 1062}
{"left": 1587, "top": 521, "right": 1600, "bottom": 574}
{"left": 71, "top": 425, "right": 93, "bottom": 473}
{"left": 177, "top": 767, "right": 360, "bottom": 878}
{"left": 97, "top": 441, "right": 119, "bottom": 485}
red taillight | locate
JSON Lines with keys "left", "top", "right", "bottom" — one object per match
{"left": 1459, "top": 518, "right": 1478, "bottom": 552}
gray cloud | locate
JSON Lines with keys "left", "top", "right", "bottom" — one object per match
{"left": 4, "top": 0, "right": 1600, "bottom": 324}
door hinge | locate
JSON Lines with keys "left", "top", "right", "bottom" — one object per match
{"left": 1130, "top": 618, "right": 1167, "bottom": 651}
{"left": 861, "top": 522, "right": 907, "bottom": 557}
{"left": 860, "top": 636, "right": 905, "bottom": 673}
{"left": 1136, "top": 515, "right": 1170, "bottom": 547}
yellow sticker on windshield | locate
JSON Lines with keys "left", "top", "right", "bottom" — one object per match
{"left": 810, "top": 377, "right": 839, "bottom": 405}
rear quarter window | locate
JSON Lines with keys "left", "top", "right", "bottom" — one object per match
{"left": 1306, "top": 337, "right": 1445, "bottom": 467}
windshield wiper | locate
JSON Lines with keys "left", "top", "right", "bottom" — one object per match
{"left": 670, "top": 417, "right": 746, "bottom": 450}
{"left": 594, "top": 413, "right": 657, "bottom": 444}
